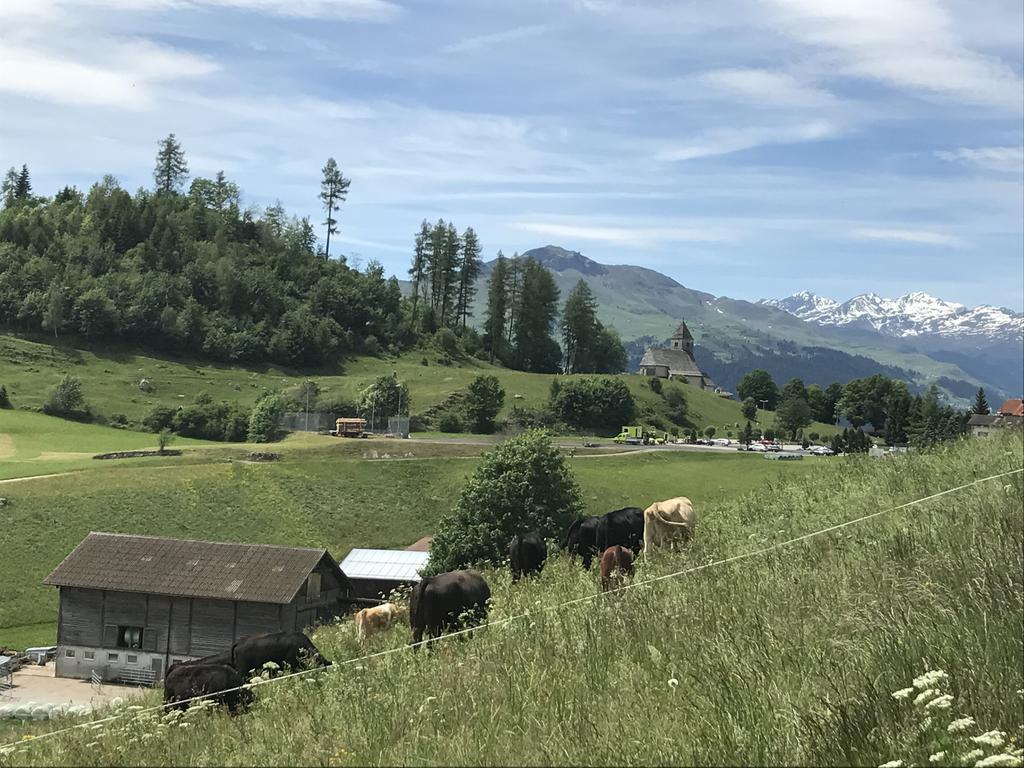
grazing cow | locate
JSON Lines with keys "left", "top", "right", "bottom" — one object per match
{"left": 643, "top": 497, "right": 697, "bottom": 556}
{"left": 409, "top": 569, "right": 490, "bottom": 648}
{"left": 599, "top": 545, "right": 635, "bottom": 592}
{"left": 564, "top": 516, "right": 602, "bottom": 569}
{"left": 355, "top": 603, "right": 401, "bottom": 642}
{"left": 509, "top": 533, "right": 547, "bottom": 582}
{"left": 230, "top": 631, "right": 331, "bottom": 676}
{"left": 163, "top": 663, "right": 251, "bottom": 713}
{"left": 597, "top": 506, "right": 645, "bottom": 552}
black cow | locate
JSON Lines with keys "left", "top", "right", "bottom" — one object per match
{"left": 564, "top": 516, "right": 602, "bottom": 569}
{"left": 230, "top": 631, "right": 331, "bottom": 676}
{"left": 409, "top": 569, "right": 490, "bottom": 648}
{"left": 163, "top": 663, "right": 251, "bottom": 713}
{"left": 597, "top": 506, "right": 645, "bottom": 552}
{"left": 509, "top": 533, "right": 547, "bottom": 582}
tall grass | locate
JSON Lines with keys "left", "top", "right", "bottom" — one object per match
{"left": 5, "top": 435, "right": 1021, "bottom": 766}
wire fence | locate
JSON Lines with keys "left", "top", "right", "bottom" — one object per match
{"left": 4, "top": 467, "right": 1021, "bottom": 753}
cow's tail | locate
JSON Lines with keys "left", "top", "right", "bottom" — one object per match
{"left": 409, "top": 577, "right": 430, "bottom": 636}
{"left": 652, "top": 507, "right": 694, "bottom": 527}
{"left": 561, "top": 518, "right": 582, "bottom": 550}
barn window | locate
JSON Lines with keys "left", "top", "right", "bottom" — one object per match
{"left": 107, "top": 653, "right": 119, "bottom": 662}
{"left": 65, "top": 649, "right": 75, "bottom": 658}
{"left": 127, "top": 654, "right": 138, "bottom": 664}
{"left": 84, "top": 651, "right": 95, "bottom": 660}
{"left": 306, "top": 572, "right": 322, "bottom": 599}
{"left": 117, "top": 626, "right": 144, "bottom": 649}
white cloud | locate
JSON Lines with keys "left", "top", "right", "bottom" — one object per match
{"left": 514, "top": 221, "right": 733, "bottom": 247}
{"left": 850, "top": 227, "right": 966, "bottom": 247}
{"left": 767, "top": 0, "right": 1024, "bottom": 111}
{"left": 0, "top": 0, "right": 399, "bottom": 20}
{"left": 0, "top": 41, "right": 217, "bottom": 108}
{"left": 935, "top": 146, "right": 1024, "bottom": 174}
{"left": 697, "top": 68, "right": 834, "bottom": 107}
{"left": 657, "top": 120, "right": 839, "bottom": 162}
{"left": 444, "top": 25, "right": 553, "bottom": 54}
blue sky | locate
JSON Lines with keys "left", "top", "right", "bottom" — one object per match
{"left": 1, "top": 0, "right": 1022, "bottom": 310}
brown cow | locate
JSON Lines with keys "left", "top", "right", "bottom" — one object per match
{"left": 354, "top": 603, "right": 402, "bottom": 642}
{"left": 643, "top": 497, "right": 697, "bottom": 557}
{"left": 599, "top": 545, "right": 634, "bottom": 592}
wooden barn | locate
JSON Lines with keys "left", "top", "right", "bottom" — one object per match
{"left": 338, "top": 548, "right": 429, "bottom": 601}
{"left": 43, "top": 532, "right": 353, "bottom": 684}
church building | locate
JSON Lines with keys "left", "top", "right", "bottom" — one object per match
{"left": 638, "top": 320, "right": 717, "bottom": 391}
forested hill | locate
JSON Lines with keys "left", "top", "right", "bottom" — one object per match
{"left": 0, "top": 161, "right": 405, "bottom": 368}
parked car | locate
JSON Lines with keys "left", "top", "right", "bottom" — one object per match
{"left": 810, "top": 446, "right": 834, "bottom": 456}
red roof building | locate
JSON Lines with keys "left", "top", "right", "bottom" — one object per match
{"left": 997, "top": 399, "right": 1024, "bottom": 417}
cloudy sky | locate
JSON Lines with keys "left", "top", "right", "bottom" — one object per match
{"left": 1, "top": 0, "right": 1022, "bottom": 310}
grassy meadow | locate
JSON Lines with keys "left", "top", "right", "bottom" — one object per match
{"left": 0, "top": 440, "right": 810, "bottom": 649}
{"left": 0, "top": 332, "right": 838, "bottom": 440}
{"left": 4, "top": 434, "right": 1020, "bottom": 766}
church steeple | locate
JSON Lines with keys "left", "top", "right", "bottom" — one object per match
{"left": 670, "top": 320, "right": 694, "bottom": 355}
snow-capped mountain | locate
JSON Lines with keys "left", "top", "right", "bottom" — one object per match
{"left": 760, "top": 291, "right": 1023, "bottom": 343}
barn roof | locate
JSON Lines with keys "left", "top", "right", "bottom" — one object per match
{"left": 967, "top": 413, "right": 1000, "bottom": 426}
{"left": 43, "top": 532, "right": 348, "bottom": 604}
{"left": 339, "top": 548, "right": 428, "bottom": 583}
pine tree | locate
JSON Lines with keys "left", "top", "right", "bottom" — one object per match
{"left": 0, "top": 167, "right": 17, "bottom": 207}
{"left": 512, "top": 258, "right": 561, "bottom": 372}
{"left": 427, "top": 219, "right": 448, "bottom": 315}
{"left": 973, "top": 387, "right": 990, "bottom": 415}
{"left": 409, "top": 220, "right": 432, "bottom": 326}
{"left": 319, "top": 158, "right": 350, "bottom": 259}
{"left": 14, "top": 164, "right": 31, "bottom": 199}
{"left": 483, "top": 252, "right": 509, "bottom": 362}
{"left": 505, "top": 254, "right": 522, "bottom": 345}
{"left": 741, "top": 420, "right": 753, "bottom": 447}
{"left": 561, "top": 279, "right": 598, "bottom": 374}
{"left": 439, "top": 222, "right": 460, "bottom": 326}
{"left": 153, "top": 134, "right": 189, "bottom": 194}
{"left": 454, "top": 227, "right": 482, "bottom": 329}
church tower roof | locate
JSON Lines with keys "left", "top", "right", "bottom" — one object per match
{"left": 672, "top": 321, "right": 693, "bottom": 340}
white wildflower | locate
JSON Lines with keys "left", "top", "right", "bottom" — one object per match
{"left": 179, "top": 722, "right": 191, "bottom": 729}
{"left": 668, "top": 678, "right": 679, "bottom": 689}
{"left": 126, "top": 705, "right": 144, "bottom": 711}
{"left": 914, "top": 670, "right": 949, "bottom": 690}
{"left": 971, "top": 731, "right": 1007, "bottom": 749}
{"left": 974, "top": 755, "right": 1023, "bottom": 768}
{"left": 962, "top": 749, "right": 985, "bottom": 763}
{"left": 949, "top": 717, "right": 977, "bottom": 733}
{"left": 925, "top": 694, "right": 954, "bottom": 711}
{"left": 892, "top": 687, "right": 915, "bottom": 701}
{"left": 916, "top": 689, "right": 938, "bottom": 706}
{"left": 879, "top": 760, "right": 904, "bottom": 768}
{"left": 85, "top": 742, "right": 99, "bottom": 749}
{"left": 417, "top": 696, "right": 437, "bottom": 715}
{"left": 929, "top": 751, "right": 946, "bottom": 763}
{"left": 262, "top": 661, "right": 280, "bottom": 671}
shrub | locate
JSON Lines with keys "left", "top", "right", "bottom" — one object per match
{"left": 809, "top": 431, "right": 820, "bottom": 442}
{"left": 42, "top": 375, "right": 91, "bottom": 420}
{"left": 505, "top": 406, "right": 554, "bottom": 432}
{"left": 435, "top": 328, "right": 460, "bottom": 358}
{"left": 465, "top": 375, "right": 505, "bottom": 434}
{"left": 0, "top": 384, "right": 11, "bottom": 409}
{"left": 170, "top": 394, "right": 249, "bottom": 441}
{"left": 157, "top": 429, "right": 174, "bottom": 453}
{"left": 704, "top": 426, "right": 716, "bottom": 439}
{"left": 248, "top": 394, "right": 286, "bottom": 443}
{"left": 427, "top": 430, "right": 584, "bottom": 574}
{"left": 764, "top": 428, "right": 777, "bottom": 441}
{"left": 648, "top": 377, "right": 663, "bottom": 395}
{"left": 143, "top": 406, "right": 177, "bottom": 433}
{"left": 438, "top": 411, "right": 465, "bottom": 433}
{"left": 549, "top": 377, "right": 635, "bottom": 432}
{"left": 320, "top": 396, "right": 359, "bottom": 418}
{"left": 359, "top": 373, "right": 410, "bottom": 420}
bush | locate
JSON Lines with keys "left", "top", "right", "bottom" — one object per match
{"left": 427, "top": 430, "right": 584, "bottom": 574}
{"left": 704, "top": 426, "right": 716, "bottom": 439}
{"left": 434, "top": 328, "right": 460, "bottom": 358}
{"left": 42, "top": 375, "right": 91, "bottom": 420}
{"left": 549, "top": 377, "right": 635, "bottom": 432}
{"left": 764, "top": 428, "right": 776, "bottom": 441}
{"left": 170, "top": 394, "right": 249, "bottom": 441}
{"left": 664, "top": 386, "right": 688, "bottom": 424}
{"left": 648, "top": 377, "right": 663, "bottom": 395}
{"left": 0, "top": 384, "right": 11, "bottom": 409}
{"left": 465, "top": 375, "right": 505, "bottom": 434}
{"left": 157, "top": 429, "right": 174, "bottom": 453}
{"left": 143, "top": 406, "right": 177, "bottom": 433}
{"left": 359, "top": 373, "right": 410, "bottom": 421}
{"left": 248, "top": 394, "right": 286, "bottom": 443}
{"left": 505, "top": 406, "right": 555, "bottom": 432}
{"left": 438, "top": 411, "right": 465, "bottom": 433}
{"left": 808, "top": 431, "right": 820, "bottom": 442}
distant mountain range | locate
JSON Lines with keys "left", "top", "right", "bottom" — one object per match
{"left": 472, "top": 246, "right": 1021, "bottom": 403}
{"left": 759, "top": 291, "right": 1022, "bottom": 345}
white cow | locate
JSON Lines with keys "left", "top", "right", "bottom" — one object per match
{"left": 354, "top": 602, "right": 402, "bottom": 642}
{"left": 643, "top": 497, "right": 697, "bottom": 557}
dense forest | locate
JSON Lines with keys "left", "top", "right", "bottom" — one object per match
{"left": 1, "top": 135, "right": 625, "bottom": 375}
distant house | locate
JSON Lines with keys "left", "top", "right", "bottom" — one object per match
{"left": 968, "top": 413, "right": 1001, "bottom": 438}
{"left": 339, "top": 548, "right": 429, "bottom": 601}
{"left": 43, "top": 532, "right": 352, "bottom": 684}
{"left": 997, "top": 399, "right": 1024, "bottom": 418}
{"left": 638, "top": 321, "right": 718, "bottom": 391}
{"left": 968, "top": 399, "right": 1023, "bottom": 438}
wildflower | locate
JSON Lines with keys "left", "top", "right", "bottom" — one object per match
{"left": 962, "top": 749, "right": 985, "bottom": 763}
{"left": 417, "top": 696, "right": 437, "bottom": 715}
{"left": 950, "top": 717, "right": 977, "bottom": 733}
{"left": 85, "top": 742, "right": 99, "bottom": 749}
{"left": 179, "top": 723, "right": 192, "bottom": 729}
{"left": 914, "top": 670, "right": 949, "bottom": 690}
{"left": 262, "top": 661, "right": 280, "bottom": 671}
{"left": 668, "top": 678, "right": 679, "bottom": 689}
{"left": 892, "top": 687, "right": 915, "bottom": 701}
{"left": 929, "top": 752, "right": 946, "bottom": 763}
{"left": 915, "top": 689, "right": 938, "bottom": 706}
{"left": 879, "top": 760, "right": 904, "bottom": 768}
{"left": 925, "top": 694, "right": 954, "bottom": 711}
{"left": 974, "top": 755, "right": 1023, "bottom": 768}
{"left": 972, "top": 731, "right": 1007, "bottom": 749}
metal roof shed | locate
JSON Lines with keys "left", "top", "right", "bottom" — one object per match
{"left": 339, "top": 548, "right": 429, "bottom": 600}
